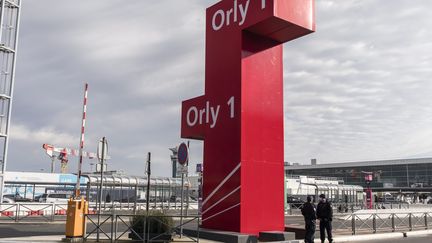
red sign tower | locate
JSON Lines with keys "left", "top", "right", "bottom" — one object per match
{"left": 182, "top": 0, "right": 315, "bottom": 235}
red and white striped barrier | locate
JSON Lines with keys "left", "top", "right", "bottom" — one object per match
{"left": 55, "top": 209, "right": 67, "bottom": 215}
{"left": 27, "top": 210, "right": 44, "bottom": 216}
{"left": 76, "top": 83, "right": 88, "bottom": 196}
{"left": 1, "top": 211, "right": 14, "bottom": 217}
{"left": 87, "top": 209, "right": 97, "bottom": 215}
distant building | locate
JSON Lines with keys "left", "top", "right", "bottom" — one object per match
{"left": 286, "top": 175, "right": 363, "bottom": 204}
{"left": 286, "top": 158, "right": 432, "bottom": 191}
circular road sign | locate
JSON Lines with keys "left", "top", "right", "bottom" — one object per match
{"left": 177, "top": 143, "right": 189, "bottom": 166}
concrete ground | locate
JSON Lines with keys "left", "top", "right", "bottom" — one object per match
{"left": 0, "top": 214, "right": 431, "bottom": 242}
{"left": 0, "top": 235, "right": 221, "bottom": 243}
{"left": 345, "top": 234, "right": 432, "bottom": 243}
{"left": 0, "top": 234, "right": 432, "bottom": 243}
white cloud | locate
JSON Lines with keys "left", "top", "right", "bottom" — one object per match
{"left": 10, "top": 124, "right": 77, "bottom": 147}
{"left": 6, "top": 0, "right": 432, "bottom": 176}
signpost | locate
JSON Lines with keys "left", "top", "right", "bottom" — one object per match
{"left": 145, "top": 152, "right": 151, "bottom": 214}
{"left": 96, "top": 137, "right": 108, "bottom": 242}
{"left": 176, "top": 142, "right": 189, "bottom": 237}
{"left": 181, "top": 0, "right": 315, "bottom": 235}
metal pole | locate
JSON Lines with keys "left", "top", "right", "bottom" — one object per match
{"left": 145, "top": 152, "right": 151, "bottom": 214}
{"left": 134, "top": 184, "right": 138, "bottom": 215}
{"left": 186, "top": 181, "right": 189, "bottom": 216}
{"left": 32, "top": 184, "right": 35, "bottom": 201}
{"left": 97, "top": 137, "right": 106, "bottom": 242}
{"left": 145, "top": 153, "right": 151, "bottom": 241}
{"left": 409, "top": 213, "right": 413, "bottom": 231}
{"left": 180, "top": 173, "right": 184, "bottom": 237}
{"left": 185, "top": 142, "right": 190, "bottom": 216}
{"left": 351, "top": 213, "right": 356, "bottom": 235}
{"left": 154, "top": 184, "right": 157, "bottom": 209}
{"left": 50, "top": 155, "right": 56, "bottom": 173}
{"left": 86, "top": 182, "right": 90, "bottom": 202}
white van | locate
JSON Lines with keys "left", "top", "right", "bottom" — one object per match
{"left": 38, "top": 193, "right": 71, "bottom": 203}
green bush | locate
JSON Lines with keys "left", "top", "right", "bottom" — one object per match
{"left": 131, "top": 210, "right": 174, "bottom": 235}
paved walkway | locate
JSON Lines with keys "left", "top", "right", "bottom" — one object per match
{"left": 0, "top": 230, "right": 431, "bottom": 243}
{"left": 0, "top": 235, "right": 222, "bottom": 243}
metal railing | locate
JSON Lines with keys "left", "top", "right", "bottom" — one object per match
{"left": 93, "top": 202, "right": 198, "bottom": 212}
{"left": 84, "top": 213, "right": 200, "bottom": 242}
{"left": 333, "top": 212, "right": 432, "bottom": 235}
{"left": 285, "top": 202, "right": 411, "bottom": 215}
{"left": 0, "top": 202, "right": 68, "bottom": 222}
{"left": 0, "top": 202, "right": 198, "bottom": 222}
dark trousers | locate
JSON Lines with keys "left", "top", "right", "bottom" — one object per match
{"left": 304, "top": 219, "right": 316, "bottom": 243}
{"left": 319, "top": 219, "right": 333, "bottom": 243}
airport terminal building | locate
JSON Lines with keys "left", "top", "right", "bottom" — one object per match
{"left": 285, "top": 158, "right": 432, "bottom": 191}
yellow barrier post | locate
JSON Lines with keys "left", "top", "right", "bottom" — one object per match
{"left": 65, "top": 197, "right": 88, "bottom": 239}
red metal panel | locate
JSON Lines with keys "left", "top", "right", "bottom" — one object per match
{"left": 181, "top": 0, "right": 315, "bottom": 235}
{"left": 240, "top": 42, "right": 285, "bottom": 233}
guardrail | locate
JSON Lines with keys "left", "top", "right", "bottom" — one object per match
{"left": 84, "top": 213, "right": 200, "bottom": 242}
{"left": 285, "top": 202, "right": 411, "bottom": 215}
{"left": 333, "top": 212, "right": 432, "bottom": 235}
{"left": 94, "top": 202, "right": 199, "bottom": 212}
{"left": 0, "top": 202, "right": 199, "bottom": 222}
{"left": 0, "top": 203, "right": 69, "bottom": 222}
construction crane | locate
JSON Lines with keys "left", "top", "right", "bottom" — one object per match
{"left": 42, "top": 143, "right": 97, "bottom": 173}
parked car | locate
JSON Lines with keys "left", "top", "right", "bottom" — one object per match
{"left": 2, "top": 197, "right": 14, "bottom": 203}
{"left": 34, "top": 194, "right": 43, "bottom": 202}
{"left": 38, "top": 193, "right": 71, "bottom": 203}
{"left": 169, "top": 195, "right": 196, "bottom": 203}
{"left": 377, "top": 195, "right": 399, "bottom": 203}
{"left": 3, "top": 194, "right": 31, "bottom": 202}
{"left": 135, "top": 198, "right": 147, "bottom": 203}
{"left": 169, "top": 196, "right": 181, "bottom": 203}
{"left": 287, "top": 196, "right": 304, "bottom": 208}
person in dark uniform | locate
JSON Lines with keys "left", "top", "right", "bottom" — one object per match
{"left": 317, "top": 194, "right": 333, "bottom": 243}
{"left": 301, "top": 196, "right": 316, "bottom": 243}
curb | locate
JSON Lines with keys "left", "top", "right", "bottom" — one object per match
{"left": 332, "top": 232, "right": 404, "bottom": 242}
{"left": 271, "top": 230, "right": 432, "bottom": 243}
{"left": 333, "top": 230, "right": 432, "bottom": 242}
{"left": 404, "top": 229, "right": 432, "bottom": 237}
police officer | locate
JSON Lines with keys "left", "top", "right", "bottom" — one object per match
{"left": 317, "top": 194, "right": 333, "bottom": 243}
{"left": 301, "top": 196, "right": 316, "bottom": 243}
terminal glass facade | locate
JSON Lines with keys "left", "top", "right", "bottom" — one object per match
{"left": 286, "top": 162, "right": 432, "bottom": 188}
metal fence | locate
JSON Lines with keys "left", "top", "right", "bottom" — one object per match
{"left": 333, "top": 212, "right": 432, "bottom": 235}
{"left": 0, "top": 202, "right": 198, "bottom": 222}
{"left": 84, "top": 213, "right": 200, "bottom": 242}
{"left": 286, "top": 202, "right": 411, "bottom": 215}
{"left": 0, "top": 203, "right": 69, "bottom": 222}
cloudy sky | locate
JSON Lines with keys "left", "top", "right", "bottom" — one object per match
{"left": 7, "top": 0, "right": 432, "bottom": 177}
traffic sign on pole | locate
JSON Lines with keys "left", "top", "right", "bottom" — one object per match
{"left": 97, "top": 138, "right": 108, "bottom": 161}
{"left": 177, "top": 142, "right": 189, "bottom": 166}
